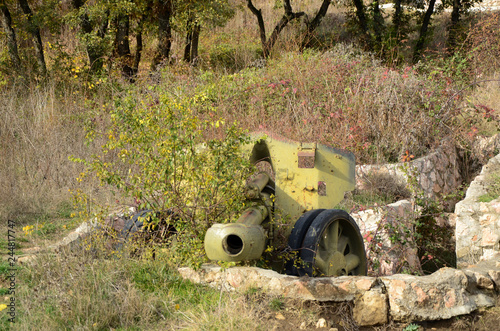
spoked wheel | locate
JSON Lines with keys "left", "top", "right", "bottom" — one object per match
{"left": 298, "top": 209, "right": 367, "bottom": 277}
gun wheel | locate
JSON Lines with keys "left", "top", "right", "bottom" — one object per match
{"left": 298, "top": 209, "right": 367, "bottom": 277}
{"left": 285, "top": 209, "right": 325, "bottom": 275}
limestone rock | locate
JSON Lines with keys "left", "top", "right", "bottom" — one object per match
{"left": 49, "top": 231, "right": 81, "bottom": 252}
{"left": 381, "top": 268, "right": 495, "bottom": 321}
{"left": 464, "top": 270, "right": 495, "bottom": 290}
{"left": 455, "top": 153, "right": 500, "bottom": 267}
{"left": 18, "top": 255, "right": 36, "bottom": 264}
{"left": 23, "top": 246, "right": 41, "bottom": 254}
{"left": 353, "top": 286, "right": 388, "bottom": 326}
{"left": 275, "top": 312, "right": 285, "bottom": 320}
{"left": 178, "top": 265, "right": 378, "bottom": 302}
{"left": 488, "top": 270, "right": 500, "bottom": 290}
{"left": 316, "top": 318, "right": 327, "bottom": 328}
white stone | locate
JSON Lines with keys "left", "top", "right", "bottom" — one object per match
{"left": 316, "top": 318, "right": 327, "bottom": 328}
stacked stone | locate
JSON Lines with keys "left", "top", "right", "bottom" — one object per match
{"left": 455, "top": 153, "right": 500, "bottom": 267}
{"left": 355, "top": 139, "right": 462, "bottom": 204}
{"left": 179, "top": 264, "right": 500, "bottom": 326}
{"left": 351, "top": 200, "right": 421, "bottom": 275}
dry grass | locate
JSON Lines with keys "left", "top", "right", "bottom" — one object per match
{"left": 0, "top": 81, "right": 82, "bottom": 221}
{"left": 0, "top": 79, "right": 116, "bottom": 224}
{"left": 6, "top": 241, "right": 269, "bottom": 330}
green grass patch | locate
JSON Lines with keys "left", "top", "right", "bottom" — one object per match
{"left": 56, "top": 201, "right": 75, "bottom": 219}
{"left": 478, "top": 165, "right": 500, "bottom": 203}
{"left": 0, "top": 261, "right": 10, "bottom": 277}
{"left": 269, "top": 296, "right": 285, "bottom": 311}
{"left": 336, "top": 189, "right": 399, "bottom": 212}
{"left": 33, "top": 221, "right": 58, "bottom": 236}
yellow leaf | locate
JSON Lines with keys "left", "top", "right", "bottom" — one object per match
{"left": 0, "top": 304, "right": 7, "bottom": 312}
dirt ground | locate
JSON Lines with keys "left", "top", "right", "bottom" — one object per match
{"left": 267, "top": 298, "right": 500, "bottom": 331}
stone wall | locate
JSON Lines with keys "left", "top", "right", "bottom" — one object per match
{"left": 356, "top": 139, "right": 463, "bottom": 204}
{"left": 351, "top": 200, "right": 422, "bottom": 275}
{"left": 455, "top": 153, "right": 500, "bottom": 267}
{"left": 179, "top": 263, "right": 500, "bottom": 326}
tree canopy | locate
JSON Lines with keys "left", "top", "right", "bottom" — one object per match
{"left": 0, "top": 0, "right": 482, "bottom": 79}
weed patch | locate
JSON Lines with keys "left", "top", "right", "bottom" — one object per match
{"left": 478, "top": 164, "right": 500, "bottom": 203}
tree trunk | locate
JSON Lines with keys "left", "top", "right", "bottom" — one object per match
{"left": 71, "top": 0, "right": 108, "bottom": 73}
{"left": 0, "top": 2, "right": 21, "bottom": 70}
{"left": 351, "top": 0, "right": 371, "bottom": 49}
{"left": 247, "top": 0, "right": 304, "bottom": 57}
{"left": 447, "top": 0, "right": 461, "bottom": 52}
{"left": 265, "top": 11, "right": 304, "bottom": 54}
{"left": 183, "top": 18, "right": 201, "bottom": 66}
{"left": 132, "top": 18, "right": 145, "bottom": 77}
{"left": 190, "top": 23, "right": 200, "bottom": 66}
{"left": 301, "top": 0, "right": 332, "bottom": 49}
{"left": 392, "top": 0, "right": 402, "bottom": 40}
{"left": 152, "top": 0, "right": 172, "bottom": 70}
{"left": 183, "top": 17, "right": 193, "bottom": 63}
{"left": 372, "top": 0, "right": 384, "bottom": 47}
{"left": 114, "top": 13, "right": 133, "bottom": 80}
{"left": 18, "top": 0, "right": 46, "bottom": 75}
{"left": 413, "top": 0, "right": 437, "bottom": 63}
{"left": 247, "top": 0, "right": 267, "bottom": 56}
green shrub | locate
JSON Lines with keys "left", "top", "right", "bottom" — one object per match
{"left": 72, "top": 86, "right": 254, "bottom": 267}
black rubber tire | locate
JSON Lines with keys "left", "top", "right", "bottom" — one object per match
{"left": 298, "top": 209, "right": 367, "bottom": 277}
{"left": 284, "top": 209, "right": 325, "bottom": 275}
{"left": 119, "top": 209, "right": 153, "bottom": 240}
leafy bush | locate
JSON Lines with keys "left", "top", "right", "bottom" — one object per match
{"left": 72, "top": 86, "right": 254, "bottom": 266}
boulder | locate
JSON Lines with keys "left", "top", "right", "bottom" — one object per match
{"left": 380, "top": 268, "right": 495, "bottom": 322}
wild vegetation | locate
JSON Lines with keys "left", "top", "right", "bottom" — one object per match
{"left": 1, "top": 0, "right": 500, "bottom": 329}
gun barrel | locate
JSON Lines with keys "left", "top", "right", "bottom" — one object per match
{"left": 204, "top": 174, "right": 272, "bottom": 261}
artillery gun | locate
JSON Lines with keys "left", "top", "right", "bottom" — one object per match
{"left": 204, "top": 132, "right": 367, "bottom": 277}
